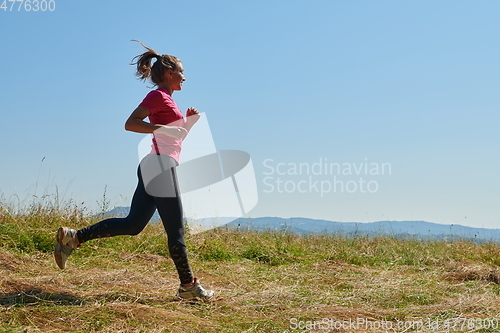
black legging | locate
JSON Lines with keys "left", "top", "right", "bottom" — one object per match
{"left": 77, "top": 154, "right": 194, "bottom": 285}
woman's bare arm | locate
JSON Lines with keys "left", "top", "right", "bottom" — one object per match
{"left": 125, "top": 106, "right": 187, "bottom": 139}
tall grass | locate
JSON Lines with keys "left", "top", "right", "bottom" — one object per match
{"left": 1, "top": 196, "right": 500, "bottom": 332}
{"left": 2, "top": 194, "right": 500, "bottom": 268}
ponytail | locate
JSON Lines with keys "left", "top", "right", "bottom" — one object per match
{"left": 130, "top": 40, "right": 181, "bottom": 86}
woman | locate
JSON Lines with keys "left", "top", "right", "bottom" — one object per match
{"left": 54, "top": 40, "right": 214, "bottom": 301}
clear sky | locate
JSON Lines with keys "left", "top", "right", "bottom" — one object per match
{"left": 1, "top": 0, "right": 499, "bottom": 229}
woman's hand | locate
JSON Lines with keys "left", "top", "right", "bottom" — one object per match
{"left": 184, "top": 107, "right": 200, "bottom": 132}
{"left": 156, "top": 125, "right": 188, "bottom": 140}
{"left": 186, "top": 107, "right": 200, "bottom": 122}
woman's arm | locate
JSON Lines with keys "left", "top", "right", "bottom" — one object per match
{"left": 125, "top": 106, "right": 187, "bottom": 139}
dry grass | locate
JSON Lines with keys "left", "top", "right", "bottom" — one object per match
{"left": 1, "top": 202, "right": 500, "bottom": 332}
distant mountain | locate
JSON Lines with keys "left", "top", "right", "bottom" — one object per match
{"left": 224, "top": 217, "right": 500, "bottom": 242}
{"left": 100, "top": 207, "right": 500, "bottom": 242}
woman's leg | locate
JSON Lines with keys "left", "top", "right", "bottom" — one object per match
{"left": 55, "top": 165, "right": 156, "bottom": 269}
{"left": 155, "top": 196, "right": 193, "bottom": 285}
{"left": 153, "top": 165, "right": 194, "bottom": 285}
{"left": 77, "top": 166, "right": 157, "bottom": 243}
{"left": 154, "top": 167, "right": 214, "bottom": 299}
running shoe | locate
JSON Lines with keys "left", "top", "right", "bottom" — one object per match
{"left": 177, "top": 277, "right": 215, "bottom": 301}
{"left": 54, "top": 227, "right": 79, "bottom": 269}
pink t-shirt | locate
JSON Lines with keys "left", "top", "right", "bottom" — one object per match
{"left": 139, "top": 88, "right": 185, "bottom": 163}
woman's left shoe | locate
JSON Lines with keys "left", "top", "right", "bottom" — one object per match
{"left": 177, "top": 277, "right": 215, "bottom": 301}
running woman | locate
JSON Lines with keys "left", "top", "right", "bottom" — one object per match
{"left": 54, "top": 40, "right": 214, "bottom": 301}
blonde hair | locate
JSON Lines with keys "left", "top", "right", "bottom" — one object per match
{"left": 130, "top": 40, "right": 181, "bottom": 86}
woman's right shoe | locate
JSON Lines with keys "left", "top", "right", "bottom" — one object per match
{"left": 177, "top": 277, "right": 215, "bottom": 301}
{"left": 54, "top": 227, "right": 79, "bottom": 269}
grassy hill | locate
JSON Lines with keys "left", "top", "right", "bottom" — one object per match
{"left": 1, "top": 201, "right": 500, "bottom": 332}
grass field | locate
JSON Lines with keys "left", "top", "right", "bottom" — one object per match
{"left": 1, "top": 199, "right": 500, "bottom": 332}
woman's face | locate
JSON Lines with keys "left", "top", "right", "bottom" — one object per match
{"left": 169, "top": 62, "right": 185, "bottom": 91}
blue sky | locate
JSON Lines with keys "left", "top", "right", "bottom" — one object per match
{"left": 1, "top": 0, "right": 499, "bottom": 229}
